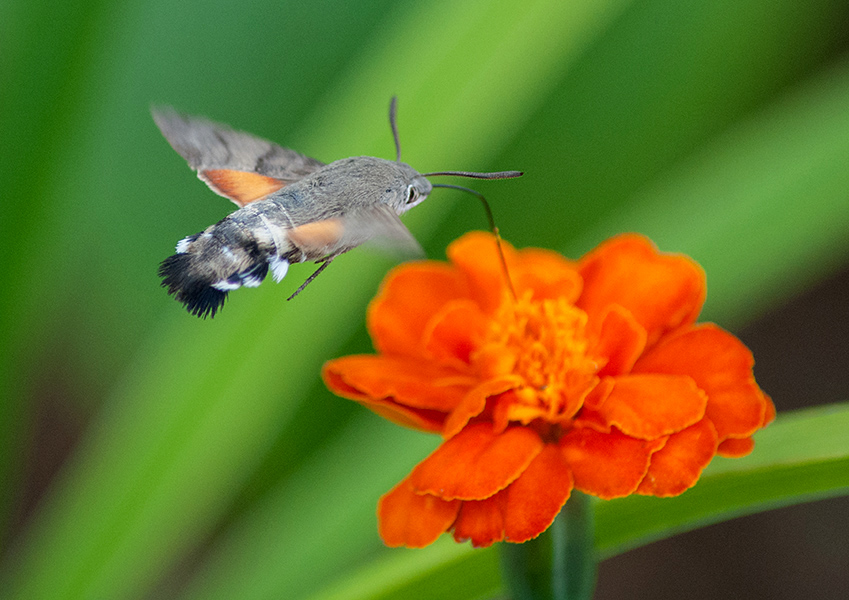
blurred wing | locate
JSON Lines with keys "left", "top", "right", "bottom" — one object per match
{"left": 343, "top": 205, "right": 425, "bottom": 260}
{"left": 286, "top": 206, "right": 424, "bottom": 261}
{"left": 152, "top": 106, "right": 325, "bottom": 207}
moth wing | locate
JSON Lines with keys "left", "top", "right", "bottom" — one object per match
{"left": 285, "top": 206, "right": 423, "bottom": 261}
{"left": 152, "top": 106, "right": 325, "bottom": 207}
{"left": 341, "top": 205, "right": 425, "bottom": 260}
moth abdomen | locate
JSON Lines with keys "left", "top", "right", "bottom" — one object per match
{"left": 158, "top": 252, "right": 229, "bottom": 318}
{"left": 159, "top": 225, "right": 283, "bottom": 318}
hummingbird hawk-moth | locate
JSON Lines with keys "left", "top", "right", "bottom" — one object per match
{"left": 154, "top": 98, "right": 522, "bottom": 318}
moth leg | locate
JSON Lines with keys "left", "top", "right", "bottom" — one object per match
{"left": 286, "top": 256, "right": 336, "bottom": 301}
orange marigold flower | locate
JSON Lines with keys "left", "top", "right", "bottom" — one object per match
{"left": 322, "top": 232, "right": 774, "bottom": 548}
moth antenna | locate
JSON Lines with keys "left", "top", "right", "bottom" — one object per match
{"left": 423, "top": 170, "right": 523, "bottom": 180}
{"left": 389, "top": 96, "right": 402, "bottom": 163}
{"left": 431, "top": 183, "right": 517, "bottom": 301}
{"left": 286, "top": 257, "right": 336, "bottom": 301}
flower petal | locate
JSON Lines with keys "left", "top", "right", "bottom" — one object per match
{"left": 578, "top": 234, "right": 705, "bottom": 346}
{"left": 591, "top": 305, "right": 647, "bottom": 377}
{"left": 761, "top": 393, "right": 776, "bottom": 427}
{"left": 378, "top": 477, "right": 461, "bottom": 548}
{"left": 513, "top": 248, "right": 583, "bottom": 304}
{"left": 503, "top": 444, "right": 574, "bottom": 543}
{"left": 560, "top": 427, "right": 665, "bottom": 499}
{"left": 573, "top": 378, "right": 615, "bottom": 433}
{"left": 322, "top": 356, "right": 474, "bottom": 432}
{"left": 637, "top": 418, "right": 718, "bottom": 496}
{"left": 447, "top": 232, "right": 518, "bottom": 314}
{"left": 452, "top": 495, "right": 506, "bottom": 548}
{"left": 451, "top": 444, "right": 574, "bottom": 547}
{"left": 717, "top": 436, "right": 755, "bottom": 457}
{"left": 632, "top": 324, "right": 772, "bottom": 440}
{"left": 423, "top": 299, "right": 490, "bottom": 365}
{"left": 448, "top": 233, "right": 584, "bottom": 314}
{"left": 444, "top": 376, "right": 522, "bottom": 438}
{"left": 368, "top": 262, "right": 468, "bottom": 357}
{"left": 597, "top": 374, "right": 707, "bottom": 439}
{"left": 410, "top": 423, "right": 544, "bottom": 501}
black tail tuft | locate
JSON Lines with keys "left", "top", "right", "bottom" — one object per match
{"left": 159, "top": 253, "right": 228, "bottom": 318}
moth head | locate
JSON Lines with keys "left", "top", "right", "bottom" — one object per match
{"left": 404, "top": 176, "right": 433, "bottom": 210}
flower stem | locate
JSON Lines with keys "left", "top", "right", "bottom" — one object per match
{"left": 499, "top": 492, "right": 597, "bottom": 600}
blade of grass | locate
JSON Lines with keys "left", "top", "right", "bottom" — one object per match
{"left": 306, "top": 540, "right": 497, "bottom": 600}
{"left": 173, "top": 415, "right": 439, "bottom": 600}
{"left": 0, "top": 0, "right": 115, "bottom": 546}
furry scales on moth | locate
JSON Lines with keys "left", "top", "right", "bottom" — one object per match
{"left": 155, "top": 98, "right": 522, "bottom": 318}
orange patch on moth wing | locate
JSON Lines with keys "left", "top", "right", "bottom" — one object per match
{"left": 200, "top": 169, "right": 287, "bottom": 206}
{"left": 288, "top": 219, "right": 345, "bottom": 252}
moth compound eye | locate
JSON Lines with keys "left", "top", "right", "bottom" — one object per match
{"left": 406, "top": 185, "right": 418, "bottom": 204}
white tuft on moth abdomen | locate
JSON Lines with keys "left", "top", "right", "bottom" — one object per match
{"left": 269, "top": 255, "right": 290, "bottom": 282}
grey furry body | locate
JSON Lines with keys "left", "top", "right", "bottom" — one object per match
{"left": 188, "top": 156, "right": 428, "bottom": 268}
{"left": 158, "top": 143, "right": 430, "bottom": 317}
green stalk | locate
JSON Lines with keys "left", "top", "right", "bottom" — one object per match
{"left": 499, "top": 492, "right": 597, "bottom": 600}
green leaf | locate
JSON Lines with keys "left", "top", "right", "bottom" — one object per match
{"left": 306, "top": 540, "right": 497, "bottom": 600}
{"left": 174, "top": 416, "right": 440, "bottom": 600}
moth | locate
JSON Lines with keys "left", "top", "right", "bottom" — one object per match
{"left": 154, "top": 98, "right": 522, "bottom": 318}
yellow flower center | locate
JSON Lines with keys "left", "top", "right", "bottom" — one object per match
{"left": 474, "top": 292, "right": 601, "bottom": 424}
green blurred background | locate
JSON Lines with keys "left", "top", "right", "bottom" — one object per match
{"left": 1, "top": 0, "right": 848, "bottom": 598}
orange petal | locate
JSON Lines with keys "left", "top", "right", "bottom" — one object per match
{"left": 761, "top": 393, "right": 776, "bottom": 427}
{"left": 444, "top": 376, "right": 522, "bottom": 438}
{"left": 361, "top": 403, "right": 445, "bottom": 434}
{"left": 410, "top": 424, "right": 544, "bottom": 501}
{"left": 598, "top": 374, "right": 707, "bottom": 439}
{"left": 503, "top": 444, "right": 574, "bottom": 543}
{"left": 492, "top": 390, "right": 518, "bottom": 434}
{"left": 637, "top": 418, "right": 718, "bottom": 496}
{"left": 447, "top": 232, "right": 518, "bottom": 314}
{"left": 574, "top": 378, "right": 615, "bottom": 433}
{"left": 560, "top": 427, "right": 665, "bottom": 499}
{"left": 322, "top": 356, "right": 474, "bottom": 432}
{"left": 447, "top": 233, "right": 584, "bottom": 313}
{"left": 452, "top": 495, "right": 507, "bottom": 548}
{"left": 513, "top": 248, "right": 583, "bottom": 304}
{"left": 452, "top": 445, "right": 574, "bottom": 547}
{"left": 632, "top": 324, "right": 772, "bottom": 440}
{"left": 577, "top": 234, "right": 705, "bottom": 346}
{"left": 474, "top": 343, "right": 519, "bottom": 380}
{"left": 368, "top": 262, "right": 468, "bottom": 357}
{"left": 717, "top": 436, "right": 755, "bottom": 457}
{"left": 378, "top": 477, "right": 461, "bottom": 548}
{"left": 423, "top": 299, "right": 490, "bottom": 366}
{"left": 591, "top": 305, "right": 647, "bottom": 377}
{"left": 322, "top": 356, "right": 472, "bottom": 410}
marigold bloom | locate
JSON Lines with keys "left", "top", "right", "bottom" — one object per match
{"left": 323, "top": 232, "right": 774, "bottom": 548}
